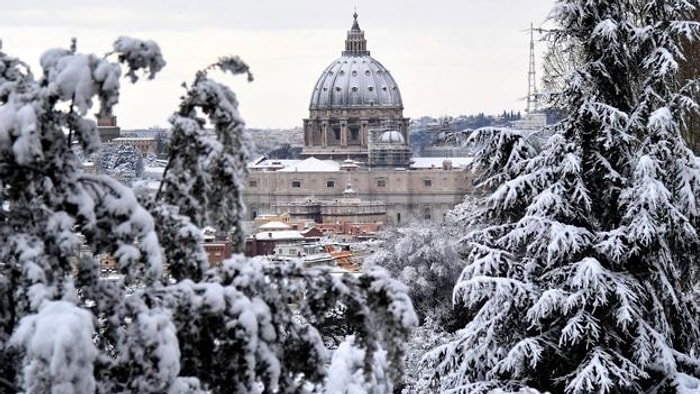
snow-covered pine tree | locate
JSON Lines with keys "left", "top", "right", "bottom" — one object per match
{"left": 0, "top": 38, "right": 416, "bottom": 393}
{"left": 426, "top": 1, "right": 700, "bottom": 393}
{"left": 97, "top": 143, "right": 145, "bottom": 184}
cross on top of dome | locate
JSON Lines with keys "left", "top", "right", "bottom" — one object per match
{"left": 351, "top": 11, "right": 360, "bottom": 31}
{"left": 343, "top": 11, "right": 369, "bottom": 56}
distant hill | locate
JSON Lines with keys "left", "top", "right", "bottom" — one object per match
{"left": 127, "top": 110, "right": 559, "bottom": 162}
{"left": 247, "top": 127, "right": 303, "bottom": 159}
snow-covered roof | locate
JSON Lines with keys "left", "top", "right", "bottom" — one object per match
{"left": 248, "top": 159, "right": 300, "bottom": 170}
{"left": 410, "top": 157, "right": 473, "bottom": 169}
{"left": 133, "top": 179, "right": 161, "bottom": 192}
{"left": 258, "top": 221, "right": 291, "bottom": 230}
{"left": 277, "top": 157, "right": 340, "bottom": 172}
{"left": 112, "top": 137, "right": 156, "bottom": 141}
{"left": 143, "top": 166, "right": 165, "bottom": 179}
{"left": 254, "top": 230, "right": 305, "bottom": 241}
{"left": 249, "top": 157, "right": 473, "bottom": 172}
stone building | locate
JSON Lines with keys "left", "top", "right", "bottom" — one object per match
{"left": 96, "top": 114, "right": 121, "bottom": 143}
{"left": 246, "top": 157, "right": 471, "bottom": 225}
{"left": 244, "top": 13, "right": 473, "bottom": 224}
{"left": 279, "top": 181, "right": 386, "bottom": 226}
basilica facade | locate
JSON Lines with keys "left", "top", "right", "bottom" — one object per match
{"left": 244, "top": 13, "right": 472, "bottom": 225}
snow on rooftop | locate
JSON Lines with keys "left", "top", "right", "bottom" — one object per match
{"left": 143, "top": 166, "right": 165, "bottom": 179}
{"left": 248, "top": 157, "right": 473, "bottom": 172}
{"left": 254, "top": 230, "right": 304, "bottom": 241}
{"left": 410, "top": 157, "right": 473, "bottom": 169}
{"left": 278, "top": 157, "right": 340, "bottom": 172}
{"left": 248, "top": 159, "right": 300, "bottom": 170}
{"left": 112, "top": 137, "right": 156, "bottom": 141}
{"left": 258, "top": 221, "right": 291, "bottom": 230}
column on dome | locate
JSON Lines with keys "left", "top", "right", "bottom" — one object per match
{"left": 321, "top": 121, "right": 328, "bottom": 146}
{"left": 303, "top": 119, "right": 310, "bottom": 146}
{"left": 340, "top": 121, "right": 348, "bottom": 146}
{"left": 360, "top": 119, "right": 368, "bottom": 147}
{"left": 401, "top": 118, "right": 410, "bottom": 145}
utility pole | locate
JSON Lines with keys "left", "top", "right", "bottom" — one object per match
{"left": 527, "top": 23, "right": 538, "bottom": 114}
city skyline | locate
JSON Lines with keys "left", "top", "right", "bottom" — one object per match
{"left": 2, "top": 0, "right": 555, "bottom": 129}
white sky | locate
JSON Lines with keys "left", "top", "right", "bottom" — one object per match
{"left": 1, "top": 0, "right": 555, "bottom": 129}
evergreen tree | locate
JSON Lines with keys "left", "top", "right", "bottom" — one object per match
{"left": 678, "top": 4, "right": 700, "bottom": 153}
{"left": 0, "top": 37, "right": 416, "bottom": 393}
{"left": 427, "top": 1, "right": 700, "bottom": 393}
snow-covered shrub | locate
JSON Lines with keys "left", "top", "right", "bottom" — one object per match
{"left": 366, "top": 216, "right": 471, "bottom": 331}
{"left": 0, "top": 38, "right": 416, "bottom": 393}
{"left": 427, "top": 1, "right": 700, "bottom": 393}
{"left": 98, "top": 143, "right": 144, "bottom": 183}
{"left": 326, "top": 335, "right": 392, "bottom": 394}
{"left": 401, "top": 318, "right": 454, "bottom": 393}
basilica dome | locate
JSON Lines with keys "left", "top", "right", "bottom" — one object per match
{"left": 301, "top": 12, "right": 410, "bottom": 163}
{"left": 309, "top": 13, "right": 403, "bottom": 110}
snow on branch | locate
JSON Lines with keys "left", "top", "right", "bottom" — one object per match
{"left": 669, "top": 20, "right": 700, "bottom": 42}
{"left": 467, "top": 127, "right": 538, "bottom": 189}
{"left": 10, "top": 301, "right": 98, "bottom": 393}
{"left": 564, "top": 348, "right": 646, "bottom": 394}
{"left": 643, "top": 47, "right": 678, "bottom": 77}
{"left": 526, "top": 288, "right": 568, "bottom": 325}
{"left": 493, "top": 337, "right": 545, "bottom": 376}
{"left": 40, "top": 49, "right": 118, "bottom": 116}
{"left": 592, "top": 19, "right": 619, "bottom": 42}
{"left": 77, "top": 174, "right": 164, "bottom": 283}
{"left": 454, "top": 276, "right": 536, "bottom": 309}
{"left": 112, "top": 36, "right": 166, "bottom": 83}
{"left": 207, "top": 55, "right": 254, "bottom": 82}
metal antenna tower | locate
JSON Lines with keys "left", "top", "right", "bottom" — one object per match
{"left": 526, "top": 23, "right": 538, "bottom": 114}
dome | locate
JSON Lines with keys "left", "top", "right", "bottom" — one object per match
{"left": 309, "top": 56, "right": 403, "bottom": 109}
{"left": 377, "top": 130, "right": 405, "bottom": 144}
{"left": 309, "top": 12, "right": 403, "bottom": 110}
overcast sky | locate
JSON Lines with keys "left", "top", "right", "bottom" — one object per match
{"left": 2, "top": 0, "right": 556, "bottom": 129}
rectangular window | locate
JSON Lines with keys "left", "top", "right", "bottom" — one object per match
{"left": 423, "top": 179, "right": 432, "bottom": 187}
{"left": 292, "top": 180, "right": 302, "bottom": 188}
{"left": 327, "top": 180, "right": 335, "bottom": 188}
{"left": 248, "top": 180, "right": 258, "bottom": 187}
{"left": 377, "top": 179, "right": 386, "bottom": 187}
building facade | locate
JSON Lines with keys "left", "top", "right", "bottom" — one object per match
{"left": 246, "top": 157, "right": 471, "bottom": 225}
